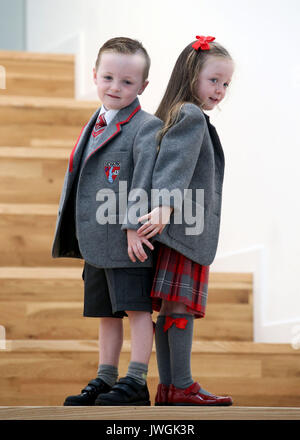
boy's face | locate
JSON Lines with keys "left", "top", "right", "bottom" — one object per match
{"left": 93, "top": 51, "right": 149, "bottom": 110}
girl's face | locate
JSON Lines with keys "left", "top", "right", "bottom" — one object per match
{"left": 196, "top": 56, "right": 234, "bottom": 110}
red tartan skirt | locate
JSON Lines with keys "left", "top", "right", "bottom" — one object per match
{"left": 151, "top": 243, "right": 210, "bottom": 318}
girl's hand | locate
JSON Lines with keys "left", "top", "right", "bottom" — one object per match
{"left": 127, "top": 229, "right": 154, "bottom": 263}
{"left": 137, "top": 206, "right": 173, "bottom": 239}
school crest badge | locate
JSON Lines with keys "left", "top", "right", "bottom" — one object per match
{"left": 104, "top": 161, "right": 120, "bottom": 183}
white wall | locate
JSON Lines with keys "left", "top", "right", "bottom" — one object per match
{"left": 0, "top": 0, "right": 26, "bottom": 50}
{"left": 26, "top": 0, "right": 300, "bottom": 343}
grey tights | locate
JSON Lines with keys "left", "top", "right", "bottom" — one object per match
{"left": 155, "top": 313, "right": 194, "bottom": 389}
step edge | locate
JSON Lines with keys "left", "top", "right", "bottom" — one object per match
{"left": 0, "top": 50, "right": 75, "bottom": 63}
{"left": 0, "top": 95, "right": 99, "bottom": 110}
{"left": 2, "top": 340, "right": 297, "bottom": 354}
{"left": 0, "top": 405, "right": 299, "bottom": 421}
{"left": 0, "top": 203, "right": 58, "bottom": 215}
{"left": 0, "top": 267, "right": 251, "bottom": 283}
{"left": 0, "top": 146, "right": 70, "bottom": 159}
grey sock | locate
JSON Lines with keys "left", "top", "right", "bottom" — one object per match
{"left": 168, "top": 313, "right": 194, "bottom": 389}
{"left": 96, "top": 364, "right": 118, "bottom": 388}
{"left": 155, "top": 315, "right": 172, "bottom": 386}
{"left": 126, "top": 361, "right": 148, "bottom": 386}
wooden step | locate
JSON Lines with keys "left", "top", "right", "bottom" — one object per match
{"left": 0, "top": 340, "right": 299, "bottom": 407}
{"left": 0, "top": 302, "right": 253, "bottom": 341}
{"left": 29, "top": 139, "right": 76, "bottom": 149}
{"left": 0, "top": 204, "right": 81, "bottom": 267}
{"left": 0, "top": 268, "right": 252, "bottom": 341}
{"left": 0, "top": 147, "right": 69, "bottom": 203}
{"left": 0, "top": 50, "right": 75, "bottom": 98}
{"left": 0, "top": 268, "right": 252, "bottom": 304}
{"left": 0, "top": 406, "right": 300, "bottom": 421}
{"left": 0, "top": 95, "right": 98, "bottom": 147}
{"left": 0, "top": 204, "right": 254, "bottom": 341}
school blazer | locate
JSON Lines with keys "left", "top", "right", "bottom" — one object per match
{"left": 51, "top": 97, "right": 162, "bottom": 268}
{"left": 151, "top": 103, "right": 225, "bottom": 266}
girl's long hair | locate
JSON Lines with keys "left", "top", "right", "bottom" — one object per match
{"left": 155, "top": 40, "right": 233, "bottom": 144}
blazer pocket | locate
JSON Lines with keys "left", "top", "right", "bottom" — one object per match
{"left": 121, "top": 268, "right": 153, "bottom": 300}
{"left": 167, "top": 200, "right": 204, "bottom": 249}
{"left": 107, "top": 215, "right": 130, "bottom": 261}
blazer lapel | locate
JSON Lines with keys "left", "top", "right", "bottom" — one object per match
{"left": 204, "top": 113, "right": 225, "bottom": 172}
{"left": 68, "top": 107, "right": 99, "bottom": 175}
{"left": 84, "top": 97, "right": 141, "bottom": 163}
{"left": 67, "top": 97, "right": 141, "bottom": 185}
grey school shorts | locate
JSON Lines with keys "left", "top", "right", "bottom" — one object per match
{"left": 82, "top": 261, "right": 153, "bottom": 318}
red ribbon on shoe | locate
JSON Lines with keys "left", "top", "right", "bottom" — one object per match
{"left": 163, "top": 316, "right": 188, "bottom": 332}
{"left": 192, "top": 35, "right": 215, "bottom": 51}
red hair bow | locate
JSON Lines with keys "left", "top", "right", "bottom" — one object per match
{"left": 192, "top": 35, "right": 215, "bottom": 51}
{"left": 163, "top": 316, "right": 188, "bottom": 332}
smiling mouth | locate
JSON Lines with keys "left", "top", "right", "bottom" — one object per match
{"left": 209, "top": 97, "right": 218, "bottom": 102}
{"left": 107, "top": 94, "right": 120, "bottom": 99}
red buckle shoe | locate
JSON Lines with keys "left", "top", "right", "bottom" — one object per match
{"left": 168, "top": 382, "right": 233, "bottom": 406}
{"left": 155, "top": 383, "right": 170, "bottom": 406}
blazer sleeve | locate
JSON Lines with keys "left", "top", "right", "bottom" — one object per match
{"left": 121, "top": 116, "right": 163, "bottom": 230}
{"left": 152, "top": 103, "right": 206, "bottom": 214}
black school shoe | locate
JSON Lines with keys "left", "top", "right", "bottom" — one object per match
{"left": 63, "top": 378, "right": 111, "bottom": 406}
{"left": 95, "top": 376, "right": 151, "bottom": 406}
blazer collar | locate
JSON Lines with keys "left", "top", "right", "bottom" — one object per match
{"left": 97, "top": 97, "right": 141, "bottom": 142}
{"left": 68, "top": 111, "right": 97, "bottom": 173}
{"left": 112, "top": 97, "right": 141, "bottom": 125}
{"left": 203, "top": 112, "right": 225, "bottom": 167}
{"left": 69, "top": 98, "right": 141, "bottom": 173}
{"left": 84, "top": 97, "right": 141, "bottom": 163}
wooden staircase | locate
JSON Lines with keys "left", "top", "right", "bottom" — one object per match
{"left": 0, "top": 50, "right": 75, "bottom": 98}
{"left": 0, "top": 50, "right": 299, "bottom": 409}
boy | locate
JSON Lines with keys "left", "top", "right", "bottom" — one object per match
{"left": 52, "top": 37, "right": 161, "bottom": 406}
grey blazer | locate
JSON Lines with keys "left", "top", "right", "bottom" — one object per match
{"left": 51, "top": 98, "right": 161, "bottom": 268}
{"left": 151, "top": 103, "right": 225, "bottom": 266}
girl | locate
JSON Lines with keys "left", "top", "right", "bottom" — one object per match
{"left": 137, "top": 35, "right": 235, "bottom": 406}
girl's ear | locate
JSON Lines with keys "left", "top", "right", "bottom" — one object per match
{"left": 138, "top": 80, "right": 149, "bottom": 95}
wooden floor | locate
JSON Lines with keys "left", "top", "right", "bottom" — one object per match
{"left": 1, "top": 338, "right": 300, "bottom": 407}
{"left": 0, "top": 406, "right": 300, "bottom": 420}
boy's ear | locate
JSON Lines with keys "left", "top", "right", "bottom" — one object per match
{"left": 138, "top": 80, "right": 149, "bottom": 95}
{"left": 93, "top": 67, "right": 97, "bottom": 84}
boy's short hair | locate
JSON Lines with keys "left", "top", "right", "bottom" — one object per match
{"left": 95, "top": 37, "right": 151, "bottom": 81}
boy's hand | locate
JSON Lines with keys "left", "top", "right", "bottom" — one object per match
{"left": 127, "top": 229, "right": 154, "bottom": 263}
{"left": 137, "top": 206, "right": 173, "bottom": 239}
